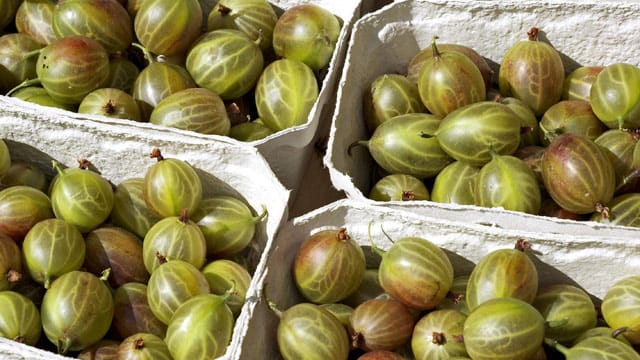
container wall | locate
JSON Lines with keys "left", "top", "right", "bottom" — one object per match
{"left": 239, "top": 198, "right": 640, "bottom": 359}
{"left": 0, "top": 102, "right": 290, "bottom": 359}
{"left": 324, "top": 0, "right": 640, "bottom": 236}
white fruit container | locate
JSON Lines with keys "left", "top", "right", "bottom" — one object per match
{"left": 0, "top": 0, "right": 370, "bottom": 207}
{"left": 324, "top": 0, "right": 640, "bottom": 237}
{"left": 238, "top": 198, "right": 640, "bottom": 359}
{"left": 0, "top": 102, "right": 289, "bottom": 359}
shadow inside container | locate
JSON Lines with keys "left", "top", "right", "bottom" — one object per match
{"left": 5, "top": 139, "right": 63, "bottom": 182}
{"left": 528, "top": 250, "right": 603, "bottom": 307}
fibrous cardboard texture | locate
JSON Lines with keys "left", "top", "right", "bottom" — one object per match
{"left": 240, "top": 198, "right": 640, "bottom": 359}
{"left": 324, "top": 0, "right": 640, "bottom": 237}
{"left": 0, "top": 98, "right": 290, "bottom": 359}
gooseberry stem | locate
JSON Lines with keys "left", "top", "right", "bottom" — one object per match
{"left": 527, "top": 27, "right": 541, "bottom": 41}
{"left": 6, "top": 269, "right": 21, "bottom": 283}
{"left": 253, "top": 28, "right": 264, "bottom": 47}
{"left": 432, "top": 332, "right": 445, "bottom": 345}
{"left": 218, "top": 4, "right": 232, "bottom": 15}
{"left": 156, "top": 252, "right": 168, "bottom": 265}
{"left": 131, "top": 42, "right": 155, "bottom": 64}
{"left": 149, "top": 148, "right": 164, "bottom": 162}
{"left": 616, "top": 168, "right": 640, "bottom": 192}
{"left": 543, "top": 337, "right": 569, "bottom": 356}
{"left": 595, "top": 202, "right": 610, "bottom": 219}
{"left": 77, "top": 159, "right": 91, "bottom": 170}
{"left": 612, "top": 326, "right": 629, "bottom": 338}
{"left": 380, "top": 224, "right": 395, "bottom": 244}
{"left": 514, "top": 238, "right": 532, "bottom": 252}
{"left": 5, "top": 78, "right": 42, "bottom": 97}
{"left": 51, "top": 160, "right": 65, "bottom": 175}
{"left": 347, "top": 140, "right": 369, "bottom": 156}
{"left": 263, "top": 285, "right": 283, "bottom": 319}
{"left": 223, "top": 279, "right": 237, "bottom": 301}
{"left": 134, "top": 337, "right": 145, "bottom": 349}
{"left": 337, "top": 228, "right": 349, "bottom": 242}
{"left": 367, "top": 220, "right": 387, "bottom": 258}
{"left": 58, "top": 336, "right": 73, "bottom": 355}
{"left": 419, "top": 131, "right": 434, "bottom": 139}
{"left": 545, "top": 319, "right": 569, "bottom": 329}
{"left": 431, "top": 35, "right": 441, "bottom": 59}
{"left": 100, "top": 268, "right": 111, "bottom": 282}
{"left": 23, "top": 48, "right": 42, "bottom": 60}
{"left": 253, "top": 204, "right": 268, "bottom": 224}
{"left": 401, "top": 191, "right": 415, "bottom": 201}
{"left": 179, "top": 208, "right": 189, "bottom": 223}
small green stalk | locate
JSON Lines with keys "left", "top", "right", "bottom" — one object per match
{"left": 44, "top": 274, "right": 52, "bottom": 290}
{"left": 51, "top": 160, "right": 65, "bottom": 175}
{"left": 57, "top": 336, "right": 73, "bottom": 355}
{"left": 263, "top": 285, "right": 283, "bottom": 319}
{"left": 23, "top": 48, "right": 42, "bottom": 60}
{"left": 5, "top": 78, "right": 42, "bottom": 97}
{"left": 99, "top": 268, "right": 111, "bottom": 283}
{"left": 131, "top": 42, "right": 155, "bottom": 64}
{"left": 253, "top": 204, "right": 268, "bottom": 224}
{"left": 223, "top": 279, "right": 237, "bottom": 300}
{"left": 544, "top": 337, "right": 570, "bottom": 356}
{"left": 616, "top": 168, "right": 640, "bottom": 192}
{"left": 367, "top": 220, "right": 387, "bottom": 258}
{"left": 545, "top": 318, "right": 569, "bottom": 329}
{"left": 347, "top": 140, "right": 370, "bottom": 156}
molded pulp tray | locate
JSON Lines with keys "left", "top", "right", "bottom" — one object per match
{"left": 241, "top": 199, "right": 640, "bottom": 359}
{"left": 0, "top": 103, "right": 289, "bottom": 359}
{"left": 324, "top": 0, "right": 640, "bottom": 237}
{"left": 0, "top": 0, "right": 366, "bottom": 202}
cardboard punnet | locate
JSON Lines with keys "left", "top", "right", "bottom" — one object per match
{"left": 241, "top": 198, "right": 640, "bottom": 359}
{"left": 0, "top": 99, "right": 289, "bottom": 359}
{"left": 324, "top": 0, "right": 640, "bottom": 237}
{"left": 1, "top": 0, "right": 369, "bottom": 207}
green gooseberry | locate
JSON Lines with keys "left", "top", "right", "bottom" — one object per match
{"left": 143, "top": 148, "right": 202, "bottom": 218}
{"left": 272, "top": 4, "right": 341, "bottom": 71}
{"left": 116, "top": 332, "right": 172, "bottom": 359}
{"left": 186, "top": 29, "right": 264, "bottom": 100}
{"left": 254, "top": 58, "right": 318, "bottom": 131}
{"left": 36, "top": 35, "right": 110, "bottom": 105}
{"left": 192, "top": 196, "right": 266, "bottom": 258}
{"left": 52, "top": 0, "right": 133, "bottom": 53}
{"left": 110, "top": 177, "right": 161, "bottom": 239}
{"left": 22, "top": 218, "right": 85, "bottom": 289}
{"left": 112, "top": 282, "right": 167, "bottom": 339}
{"left": 0, "top": 291, "right": 41, "bottom": 346}
{"left": 0, "top": 232, "right": 22, "bottom": 291}
{"left": 49, "top": 160, "right": 114, "bottom": 233}
{"left": 201, "top": 259, "right": 251, "bottom": 317}
{"left": 78, "top": 87, "right": 142, "bottom": 122}
{"left": 142, "top": 209, "right": 207, "bottom": 274}
{"left": 0, "top": 185, "right": 53, "bottom": 241}
{"left": 146, "top": 260, "right": 210, "bottom": 325}
{"left": 41, "top": 270, "right": 114, "bottom": 354}
{"left": 165, "top": 293, "right": 235, "bottom": 359}
{"left": 15, "top": 0, "right": 57, "bottom": 45}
